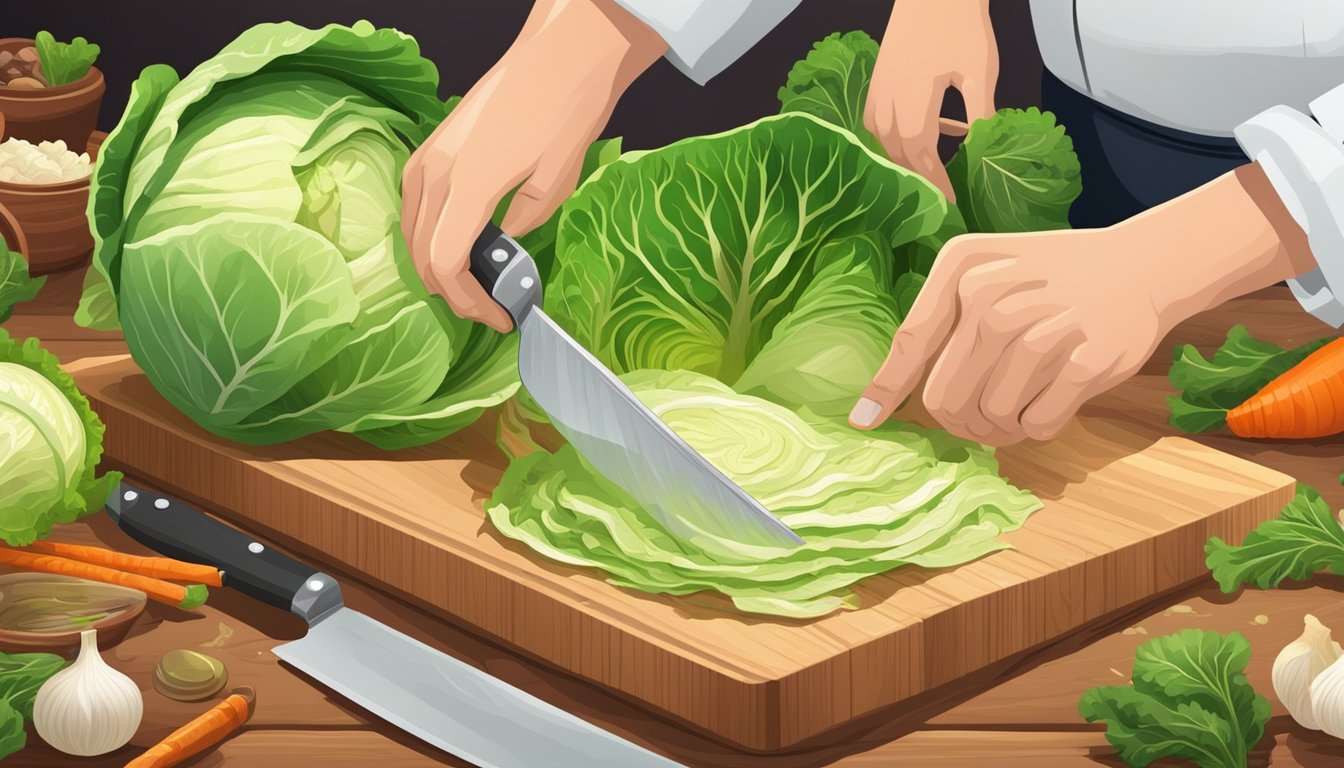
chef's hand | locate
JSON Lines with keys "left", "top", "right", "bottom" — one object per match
{"left": 403, "top": 0, "right": 664, "bottom": 331}
{"left": 848, "top": 164, "right": 1319, "bottom": 445}
{"left": 864, "top": 0, "right": 998, "bottom": 200}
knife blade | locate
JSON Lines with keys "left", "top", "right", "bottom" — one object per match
{"left": 469, "top": 223, "right": 803, "bottom": 551}
{"left": 104, "top": 482, "right": 683, "bottom": 768}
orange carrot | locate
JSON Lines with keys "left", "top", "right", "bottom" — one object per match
{"left": 0, "top": 549, "right": 208, "bottom": 609}
{"left": 1227, "top": 337, "right": 1344, "bottom": 438}
{"left": 125, "top": 687, "right": 255, "bottom": 768}
{"left": 19, "top": 541, "right": 223, "bottom": 587}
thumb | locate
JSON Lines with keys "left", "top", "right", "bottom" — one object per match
{"left": 500, "top": 152, "right": 584, "bottom": 237}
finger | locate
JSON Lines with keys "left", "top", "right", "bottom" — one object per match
{"left": 954, "top": 61, "right": 999, "bottom": 124}
{"left": 500, "top": 150, "right": 584, "bottom": 237}
{"left": 921, "top": 264, "right": 1040, "bottom": 434}
{"left": 425, "top": 176, "right": 515, "bottom": 332}
{"left": 980, "top": 318, "right": 1083, "bottom": 436}
{"left": 1019, "top": 346, "right": 1117, "bottom": 441}
{"left": 849, "top": 241, "right": 982, "bottom": 429}
{"left": 891, "top": 76, "right": 954, "bottom": 199}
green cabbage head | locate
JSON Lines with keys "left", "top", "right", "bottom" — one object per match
{"left": 0, "top": 330, "right": 121, "bottom": 545}
{"left": 75, "top": 21, "right": 518, "bottom": 448}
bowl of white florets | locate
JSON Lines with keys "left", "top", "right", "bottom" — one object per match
{"left": 0, "top": 133, "right": 96, "bottom": 274}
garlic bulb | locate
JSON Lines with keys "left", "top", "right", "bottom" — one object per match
{"left": 1273, "top": 614, "right": 1343, "bottom": 730}
{"left": 33, "top": 628, "right": 143, "bottom": 755}
{"left": 1313, "top": 651, "right": 1344, "bottom": 739}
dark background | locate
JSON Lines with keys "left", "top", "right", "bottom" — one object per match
{"left": 6, "top": 0, "right": 1042, "bottom": 153}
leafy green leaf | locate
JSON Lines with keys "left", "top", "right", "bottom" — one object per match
{"left": 34, "top": 31, "right": 100, "bottom": 87}
{"left": 946, "top": 107, "right": 1081, "bottom": 232}
{"left": 488, "top": 370, "right": 1040, "bottom": 618}
{"left": 1167, "top": 325, "right": 1331, "bottom": 433}
{"left": 776, "top": 31, "right": 883, "bottom": 155}
{"left": 1206, "top": 484, "right": 1344, "bottom": 592}
{"left": 0, "top": 700, "right": 23, "bottom": 762}
{"left": 1080, "top": 630, "right": 1270, "bottom": 768}
{"left": 0, "top": 650, "right": 65, "bottom": 719}
{"left": 0, "top": 249, "right": 44, "bottom": 324}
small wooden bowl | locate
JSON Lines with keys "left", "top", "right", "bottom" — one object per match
{"left": 0, "top": 572, "right": 147, "bottom": 657}
{"left": 0, "top": 133, "right": 101, "bottom": 274}
{"left": 0, "top": 38, "right": 106, "bottom": 154}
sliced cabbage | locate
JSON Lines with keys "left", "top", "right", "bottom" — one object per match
{"left": 488, "top": 372, "right": 1041, "bottom": 618}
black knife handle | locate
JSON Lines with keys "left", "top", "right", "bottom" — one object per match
{"left": 468, "top": 222, "right": 541, "bottom": 325}
{"left": 106, "top": 482, "right": 343, "bottom": 623}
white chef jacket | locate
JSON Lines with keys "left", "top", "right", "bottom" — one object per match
{"left": 614, "top": 0, "right": 1344, "bottom": 326}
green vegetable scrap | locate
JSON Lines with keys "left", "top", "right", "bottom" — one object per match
{"left": 1168, "top": 325, "right": 1331, "bottom": 434}
{"left": 0, "top": 649, "right": 66, "bottom": 760}
{"left": 1206, "top": 484, "right": 1344, "bottom": 592}
{"left": 0, "top": 249, "right": 44, "bottom": 323}
{"left": 34, "top": 31, "right": 100, "bottom": 87}
{"left": 75, "top": 22, "right": 525, "bottom": 449}
{"left": 0, "top": 330, "right": 122, "bottom": 546}
{"left": 777, "top": 30, "right": 1081, "bottom": 233}
{"left": 1080, "top": 629, "right": 1271, "bottom": 768}
{"left": 488, "top": 371, "right": 1040, "bottom": 618}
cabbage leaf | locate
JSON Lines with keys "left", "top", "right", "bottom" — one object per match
{"left": 489, "top": 371, "right": 1040, "bottom": 618}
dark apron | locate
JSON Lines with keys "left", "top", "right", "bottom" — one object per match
{"left": 1039, "top": 70, "right": 1249, "bottom": 229}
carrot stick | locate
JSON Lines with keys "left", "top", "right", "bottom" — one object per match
{"left": 1227, "top": 337, "right": 1344, "bottom": 438}
{"left": 19, "top": 541, "right": 223, "bottom": 587}
{"left": 0, "top": 549, "right": 208, "bottom": 609}
{"left": 125, "top": 687, "right": 255, "bottom": 768}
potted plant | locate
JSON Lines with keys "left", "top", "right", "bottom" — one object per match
{"left": 0, "top": 32, "right": 103, "bottom": 153}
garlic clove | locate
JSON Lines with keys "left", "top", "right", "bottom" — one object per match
{"left": 1273, "top": 614, "right": 1343, "bottom": 730}
{"left": 33, "top": 628, "right": 143, "bottom": 756}
{"left": 1313, "top": 651, "right": 1344, "bottom": 739}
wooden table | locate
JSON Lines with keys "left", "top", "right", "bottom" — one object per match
{"left": 6, "top": 268, "right": 1344, "bottom": 767}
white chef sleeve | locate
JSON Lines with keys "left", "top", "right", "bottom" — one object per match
{"left": 612, "top": 0, "right": 803, "bottom": 85}
{"left": 1235, "top": 84, "right": 1344, "bottom": 328}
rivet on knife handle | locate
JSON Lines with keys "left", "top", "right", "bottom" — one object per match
{"left": 106, "top": 482, "right": 343, "bottom": 623}
{"left": 468, "top": 222, "right": 541, "bottom": 326}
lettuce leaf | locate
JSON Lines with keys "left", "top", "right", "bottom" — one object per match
{"left": 0, "top": 249, "right": 44, "bottom": 324}
{"left": 945, "top": 107, "right": 1081, "bottom": 233}
{"left": 1080, "top": 630, "right": 1270, "bottom": 768}
{"left": 1206, "top": 484, "right": 1344, "bottom": 592}
{"left": 488, "top": 371, "right": 1040, "bottom": 618}
{"left": 1167, "top": 325, "right": 1331, "bottom": 434}
{"left": 777, "top": 31, "right": 1081, "bottom": 234}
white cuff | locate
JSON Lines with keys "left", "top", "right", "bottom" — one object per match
{"left": 612, "top": 0, "right": 802, "bottom": 85}
{"left": 1235, "top": 89, "right": 1344, "bottom": 328}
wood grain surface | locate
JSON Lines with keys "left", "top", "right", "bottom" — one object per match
{"left": 8, "top": 270, "right": 1344, "bottom": 766}
{"left": 60, "top": 317, "right": 1294, "bottom": 750}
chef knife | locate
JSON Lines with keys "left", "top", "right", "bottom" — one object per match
{"left": 105, "top": 482, "right": 683, "bottom": 768}
{"left": 469, "top": 223, "right": 803, "bottom": 550}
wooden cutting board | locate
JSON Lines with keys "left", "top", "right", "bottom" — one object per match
{"left": 65, "top": 353, "right": 1295, "bottom": 752}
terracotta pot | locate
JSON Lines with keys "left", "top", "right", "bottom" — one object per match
{"left": 0, "top": 136, "right": 100, "bottom": 274}
{"left": 0, "top": 38, "right": 105, "bottom": 153}
{"left": 0, "top": 199, "right": 25, "bottom": 256}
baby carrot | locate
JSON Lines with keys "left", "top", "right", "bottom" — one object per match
{"left": 1226, "top": 337, "right": 1344, "bottom": 438}
{"left": 19, "top": 540, "right": 223, "bottom": 587}
{"left": 0, "top": 549, "right": 208, "bottom": 609}
{"left": 125, "top": 687, "right": 255, "bottom": 768}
